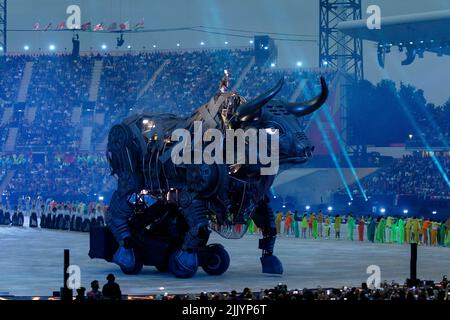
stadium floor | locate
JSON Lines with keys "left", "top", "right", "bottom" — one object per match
{"left": 0, "top": 224, "right": 449, "bottom": 296}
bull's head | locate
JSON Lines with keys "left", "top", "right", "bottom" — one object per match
{"left": 235, "top": 77, "right": 328, "bottom": 165}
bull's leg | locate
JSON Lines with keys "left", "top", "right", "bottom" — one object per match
{"left": 105, "top": 124, "right": 143, "bottom": 273}
{"left": 252, "top": 197, "right": 283, "bottom": 274}
{"left": 169, "top": 199, "right": 211, "bottom": 278}
{"left": 105, "top": 171, "right": 141, "bottom": 273}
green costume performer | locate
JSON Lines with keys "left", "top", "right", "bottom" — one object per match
{"left": 247, "top": 219, "right": 255, "bottom": 234}
{"left": 376, "top": 218, "right": 386, "bottom": 243}
{"left": 312, "top": 215, "right": 318, "bottom": 239}
{"left": 397, "top": 218, "right": 405, "bottom": 245}
{"left": 391, "top": 218, "right": 397, "bottom": 243}
{"left": 439, "top": 221, "right": 446, "bottom": 246}
{"left": 347, "top": 215, "right": 355, "bottom": 241}
{"left": 385, "top": 216, "right": 392, "bottom": 243}
{"left": 301, "top": 214, "right": 308, "bottom": 239}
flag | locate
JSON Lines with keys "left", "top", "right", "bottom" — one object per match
{"left": 33, "top": 23, "right": 40, "bottom": 31}
{"left": 134, "top": 19, "right": 144, "bottom": 30}
{"left": 94, "top": 23, "right": 104, "bottom": 31}
{"left": 57, "top": 21, "right": 66, "bottom": 30}
{"left": 81, "top": 22, "right": 92, "bottom": 31}
{"left": 107, "top": 22, "right": 118, "bottom": 31}
{"left": 44, "top": 22, "right": 53, "bottom": 31}
{"left": 119, "top": 21, "right": 130, "bottom": 30}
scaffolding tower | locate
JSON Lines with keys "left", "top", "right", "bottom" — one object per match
{"left": 319, "top": 0, "right": 364, "bottom": 150}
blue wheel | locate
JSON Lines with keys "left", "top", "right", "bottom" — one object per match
{"left": 201, "top": 244, "right": 230, "bottom": 276}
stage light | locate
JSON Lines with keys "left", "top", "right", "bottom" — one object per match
{"left": 327, "top": 206, "right": 333, "bottom": 212}
{"left": 432, "top": 211, "right": 437, "bottom": 215}
{"left": 200, "top": 41, "right": 205, "bottom": 46}
{"left": 249, "top": 40, "right": 254, "bottom": 44}
{"left": 98, "top": 196, "right": 104, "bottom": 201}
{"left": 159, "top": 287, "right": 165, "bottom": 290}
{"left": 273, "top": 195, "right": 277, "bottom": 199}
{"left": 322, "top": 60, "right": 328, "bottom": 66}
{"left": 282, "top": 204, "right": 286, "bottom": 208}
{"left": 420, "top": 40, "right": 424, "bottom": 44}
{"left": 270, "top": 62, "right": 276, "bottom": 67}
{"left": 127, "top": 45, "right": 132, "bottom": 49}
{"left": 176, "top": 43, "right": 180, "bottom": 47}
{"left": 264, "top": 46, "right": 268, "bottom": 50}
{"left": 24, "top": 45, "right": 29, "bottom": 51}
{"left": 224, "top": 41, "right": 229, "bottom": 45}
{"left": 380, "top": 208, "right": 386, "bottom": 213}
{"left": 0, "top": 46, "right": 3, "bottom": 51}
{"left": 49, "top": 44, "right": 56, "bottom": 51}
{"left": 403, "top": 209, "right": 409, "bottom": 214}
{"left": 409, "top": 41, "right": 414, "bottom": 45}
{"left": 305, "top": 205, "right": 310, "bottom": 210}
{"left": 296, "top": 61, "right": 303, "bottom": 67}
{"left": 348, "top": 202, "right": 352, "bottom": 206}
{"left": 101, "top": 44, "right": 107, "bottom": 50}
{"left": 408, "top": 134, "right": 413, "bottom": 140}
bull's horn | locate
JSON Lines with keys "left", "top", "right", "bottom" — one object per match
{"left": 235, "top": 78, "right": 284, "bottom": 121}
{"left": 285, "top": 77, "right": 328, "bottom": 117}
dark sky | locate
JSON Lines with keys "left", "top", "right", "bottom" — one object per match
{"left": 5, "top": 0, "right": 450, "bottom": 105}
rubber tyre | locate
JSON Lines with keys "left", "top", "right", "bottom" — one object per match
{"left": 201, "top": 244, "right": 230, "bottom": 276}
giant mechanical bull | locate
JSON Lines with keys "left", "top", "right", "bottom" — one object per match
{"left": 89, "top": 77, "right": 328, "bottom": 278}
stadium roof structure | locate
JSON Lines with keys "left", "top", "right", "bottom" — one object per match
{"left": 337, "top": 9, "right": 450, "bottom": 66}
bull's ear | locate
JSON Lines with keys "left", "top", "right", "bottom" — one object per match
{"left": 284, "top": 77, "right": 328, "bottom": 117}
{"left": 234, "top": 79, "right": 284, "bottom": 121}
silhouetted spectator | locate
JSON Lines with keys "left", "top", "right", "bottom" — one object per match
{"left": 87, "top": 280, "right": 103, "bottom": 300}
{"left": 102, "top": 274, "right": 122, "bottom": 301}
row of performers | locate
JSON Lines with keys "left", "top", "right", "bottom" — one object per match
{"left": 0, "top": 207, "right": 105, "bottom": 232}
{"left": 0, "top": 209, "right": 25, "bottom": 226}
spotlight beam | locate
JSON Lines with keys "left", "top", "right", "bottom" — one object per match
{"left": 322, "top": 104, "right": 368, "bottom": 201}
{"left": 315, "top": 117, "right": 353, "bottom": 201}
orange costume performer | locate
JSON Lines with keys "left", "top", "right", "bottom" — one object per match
{"left": 284, "top": 211, "right": 293, "bottom": 236}
{"left": 422, "top": 219, "right": 431, "bottom": 245}
{"left": 431, "top": 221, "right": 440, "bottom": 246}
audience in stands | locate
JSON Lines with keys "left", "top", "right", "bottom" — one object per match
{"left": 342, "top": 154, "right": 450, "bottom": 200}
